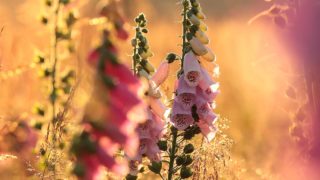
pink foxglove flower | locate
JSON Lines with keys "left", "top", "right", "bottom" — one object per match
{"left": 176, "top": 76, "right": 196, "bottom": 109}
{"left": 171, "top": 101, "right": 194, "bottom": 130}
{"left": 183, "top": 51, "right": 202, "bottom": 87}
{"left": 198, "top": 68, "right": 219, "bottom": 101}
{"left": 72, "top": 28, "right": 146, "bottom": 178}
{"left": 151, "top": 61, "right": 170, "bottom": 87}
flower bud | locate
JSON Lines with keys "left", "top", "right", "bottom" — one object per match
{"left": 196, "top": 10, "right": 206, "bottom": 19}
{"left": 166, "top": 53, "right": 179, "bottom": 63}
{"left": 157, "top": 140, "right": 168, "bottom": 151}
{"left": 176, "top": 155, "right": 186, "bottom": 166}
{"left": 180, "top": 166, "right": 193, "bottom": 179}
{"left": 183, "top": 131, "right": 195, "bottom": 140}
{"left": 189, "top": 37, "right": 208, "bottom": 56}
{"left": 199, "top": 21, "right": 208, "bottom": 31}
{"left": 184, "top": 155, "right": 193, "bottom": 166}
{"left": 188, "top": 13, "right": 200, "bottom": 26}
{"left": 140, "top": 50, "right": 153, "bottom": 59}
{"left": 202, "top": 47, "right": 216, "bottom": 62}
{"left": 151, "top": 61, "right": 169, "bottom": 87}
{"left": 131, "top": 39, "right": 137, "bottom": 47}
{"left": 195, "top": 30, "right": 209, "bottom": 44}
{"left": 126, "top": 174, "right": 138, "bottom": 180}
{"left": 183, "top": 144, "right": 194, "bottom": 154}
{"left": 148, "top": 161, "right": 162, "bottom": 174}
{"left": 140, "top": 59, "right": 155, "bottom": 73}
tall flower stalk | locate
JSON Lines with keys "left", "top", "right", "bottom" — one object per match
{"left": 168, "top": 0, "right": 218, "bottom": 179}
{"left": 126, "top": 13, "right": 171, "bottom": 180}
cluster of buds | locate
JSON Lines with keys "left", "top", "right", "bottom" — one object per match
{"left": 171, "top": 0, "right": 219, "bottom": 142}
{"left": 70, "top": 29, "right": 147, "bottom": 179}
{"left": 127, "top": 14, "right": 176, "bottom": 179}
{"left": 132, "top": 13, "right": 154, "bottom": 75}
{"left": 186, "top": 0, "right": 215, "bottom": 62}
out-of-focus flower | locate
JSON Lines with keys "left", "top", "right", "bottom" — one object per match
{"left": 71, "top": 28, "right": 145, "bottom": 178}
{"left": 0, "top": 121, "right": 37, "bottom": 155}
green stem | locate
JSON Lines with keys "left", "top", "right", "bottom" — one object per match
{"left": 132, "top": 28, "right": 139, "bottom": 75}
{"left": 181, "top": 0, "right": 189, "bottom": 69}
{"left": 168, "top": 2, "right": 189, "bottom": 180}
{"left": 168, "top": 128, "right": 178, "bottom": 180}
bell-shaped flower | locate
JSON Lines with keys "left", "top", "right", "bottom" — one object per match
{"left": 171, "top": 101, "right": 194, "bottom": 130}
{"left": 183, "top": 51, "right": 202, "bottom": 87}
{"left": 190, "top": 37, "right": 208, "bottom": 56}
{"left": 151, "top": 61, "right": 170, "bottom": 87}
{"left": 176, "top": 76, "right": 196, "bottom": 109}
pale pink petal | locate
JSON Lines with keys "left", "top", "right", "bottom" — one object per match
{"left": 151, "top": 61, "right": 170, "bottom": 87}
{"left": 197, "top": 121, "right": 218, "bottom": 142}
{"left": 177, "top": 75, "right": 197, "bottom": 94}
{"left": 148, "top": 97, "right": 167, "bottom": 119}
{"left": 146, "top": 141, "right": 161, "bottom": 162}
{"left": 198, "top": 67, "right": 215, "bottom": 90}
{"left": 171, "top": 101, "right": 194, "bottom": 130}
{"left": 183, "top": 51, "right": 202, "bottom": 87}
{"left": 137, "top": 120, "right": 152, "bottom": 139}
{"left": 176, "top": 74, "right": 196, "bottom": 109}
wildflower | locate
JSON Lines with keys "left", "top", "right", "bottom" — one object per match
{"left": 72, "top": 25, "right": 145, "bottom": 177}
{"left": 183, "top": 51, "right": 202, "bottom": 86}
{"left": 151, "top": 60, "right": 170, "bottom": 87}
{"left": 171, "top": 101, "right": 194, "bottom": 130}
